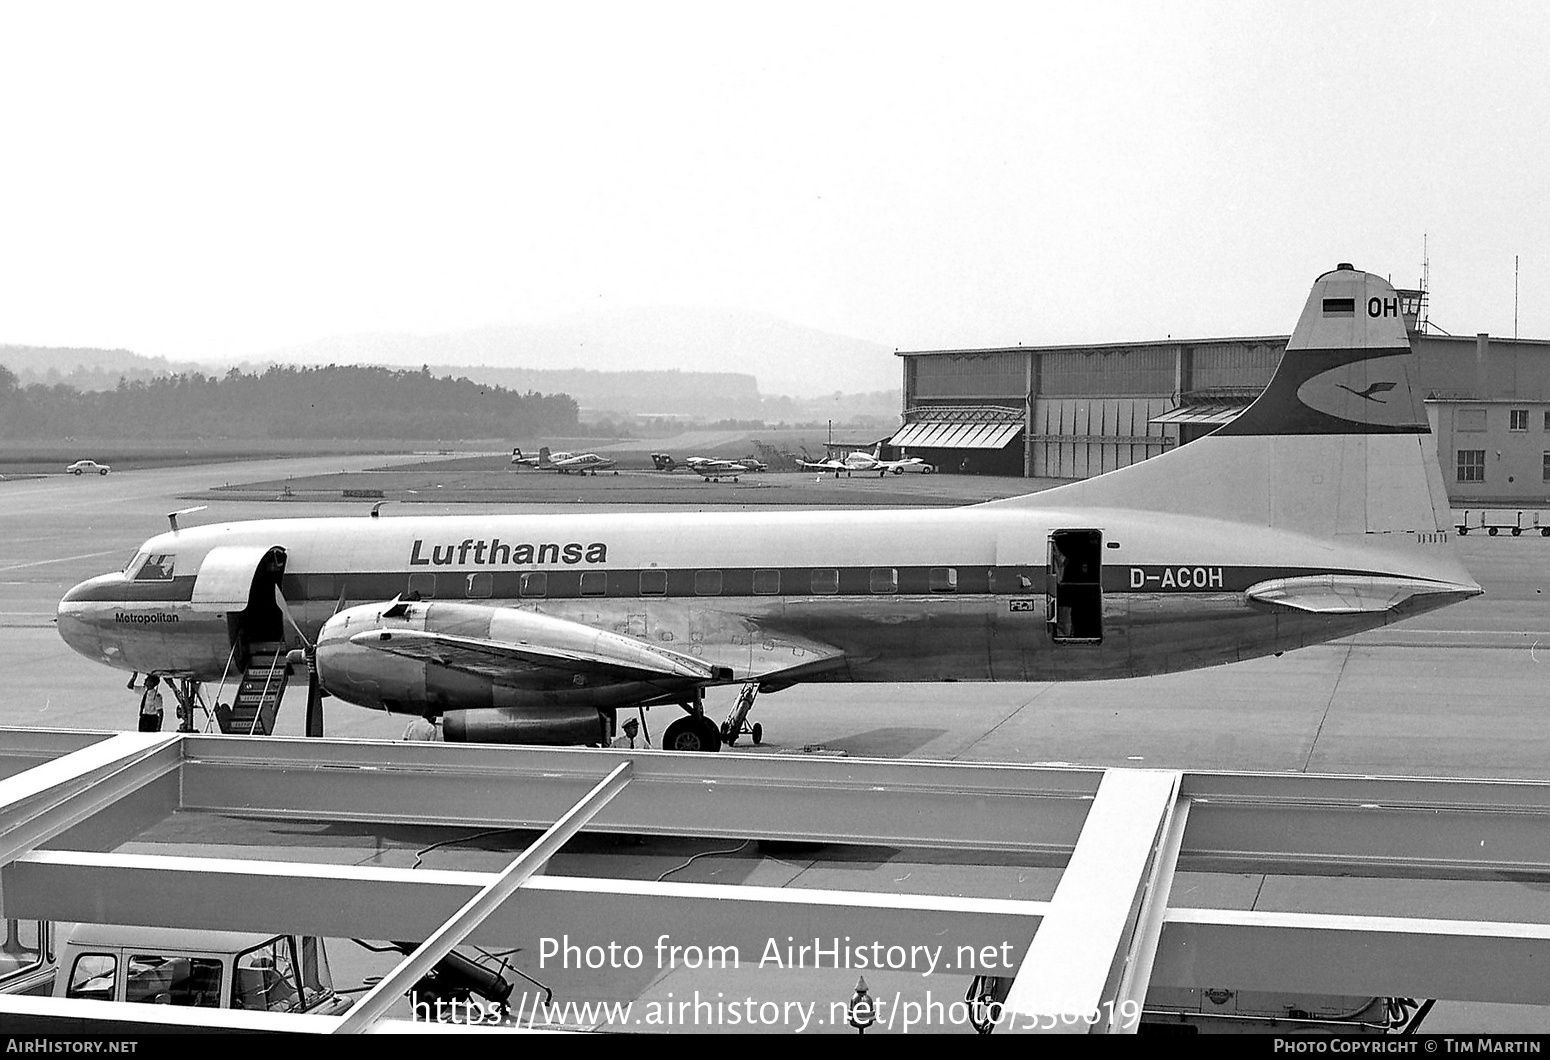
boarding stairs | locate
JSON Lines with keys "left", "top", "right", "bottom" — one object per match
{"left": 214, "top": 646, "right": 289, "bottom": 736}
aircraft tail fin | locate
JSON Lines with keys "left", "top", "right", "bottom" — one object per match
{"left": 986, "top": 264, "right": 1455, "bottom": 539}
{"left": 538, "top": 446, "right": 553, "bottom": 468}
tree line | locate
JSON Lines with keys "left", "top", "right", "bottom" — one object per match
{"left": 0, "top": 364, "right": 579, "bottom": 440}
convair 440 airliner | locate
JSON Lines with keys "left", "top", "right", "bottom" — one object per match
{"left": 58, "top": 265, "right": 1480, "bottom": 751}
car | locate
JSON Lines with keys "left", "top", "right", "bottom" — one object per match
{"left": 65, "top": 460, "right": 111, "bottom": 476}
{"left": 896, "top": 460, "right": 935, "bottom": 474}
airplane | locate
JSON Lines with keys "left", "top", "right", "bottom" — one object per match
{"left": 511, "top": 447, "right": 574, "bottom": 469}
{"left": 799, "top": 446, "right": 927, "bottom": 477}
{"left": 651, "top": 454, "right": 749, "bottom": 482}
{"left": 58, "top": 265, "right": 1480, "bottom": 754}
{"left": 539, "top": 447, "right": 615, "bottom": 475}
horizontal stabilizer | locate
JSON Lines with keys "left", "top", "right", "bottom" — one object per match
{"left": 351, "top": 626, "right": 722, "bottom": 682}
{"left": 1246, "top": 575, "right": 1480, "bottom": 615}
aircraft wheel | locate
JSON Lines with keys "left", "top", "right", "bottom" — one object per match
{"left": 1541, "top": 528, "right": 1549, "bottom": 537}
{"left": 1458, "top": 527, "right": 1468, "bottom": 535}
{"left": 720, "top": 720, "right": 738, "bottom": 746}
{"left": 664, "top": 717, "right": 721, "bottom": 752}
{"left": 752, "top": 722, "right": 763, "bottom": 745}
{"left": 1513, "top": 527, "right": 1523, "bottom": 536}
{"left": 1489, "top": 527, "right": 1499, "bottom": 536}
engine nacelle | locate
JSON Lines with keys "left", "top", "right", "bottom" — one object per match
{"left": 442, "top": 706, "right": 609, "bottom": 745}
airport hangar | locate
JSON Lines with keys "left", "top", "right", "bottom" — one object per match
{"left": 892, "top": 291, "right": 1550, "bottom": 507}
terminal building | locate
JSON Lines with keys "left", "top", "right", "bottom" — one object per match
{"left": 892, "top": 290, "right": 1550, "bottom": 505}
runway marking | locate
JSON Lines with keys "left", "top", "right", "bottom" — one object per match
{"left": 0, "top": 549, "right": 125, "bottom": 573}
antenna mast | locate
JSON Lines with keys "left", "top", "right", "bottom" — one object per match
{"left": 1421, "top": 234, "right": 1431, "bottom": 332}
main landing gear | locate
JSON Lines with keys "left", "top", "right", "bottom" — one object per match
{"left": 662, "top": 695, "right": 721, "bottom": 752}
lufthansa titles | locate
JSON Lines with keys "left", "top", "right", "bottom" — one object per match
{"left": 410, "top": 538, "right": 608, "bottom": 567}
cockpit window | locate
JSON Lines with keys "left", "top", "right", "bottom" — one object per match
{"left": 132, "top": 554, "right": 176, "bottom": 581}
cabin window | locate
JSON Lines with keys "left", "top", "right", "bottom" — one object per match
{"left": 1457, "top": 450, "right": 1486, "bottom": 483}
{"left": 406, "top": 573, "right": 436, "bottom": 600}
{"left": 127, "top": 954, "right": 223, "bottom": 1008}
{"left": 520, "top": 572, "right": 547, "bottom": 598}
{"left": 66, "top": 953, "right": 117, "bottom": 1002}
{"left": 580, "top": 571, "right": 606, "bottom": 597}
{"left": 929, "top": 567, "right": 958, "bottom": 593}
{"left": 133, "top": 553, "right": 176, "bottom": 581}
{"left": 694, "top": 570, "right": 723, "bottom": 596}
{"left": 870, "top": 567, "right": 898, "bottom": 594}
{"left": 1511, "top": 409, "right": 1529, "bottom": 431}
{"left": 306, "top": 575, "right": 336, "bottom": 599}
{"left": 811, "top": 569, "right": 839, "bottom": 595}
{"left": 639, "top": 569, "right": 667, "bottom": 596}
{"left": 466, "top": 572, "right": 493, "bottom": 599}
{"left": 752, "top": 569, "right": 780, "bottom": 595}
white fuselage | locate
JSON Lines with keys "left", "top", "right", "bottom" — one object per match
{"left": 58, "top": 504, "right": 1475, "bottom": 704}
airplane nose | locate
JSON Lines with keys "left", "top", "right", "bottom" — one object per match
{"left": 57, "top": 573, "right": 128, "bottom": 665}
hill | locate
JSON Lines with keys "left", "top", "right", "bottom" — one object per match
{"left": 0, "top": 345, "right": 207, "bottom": 390}
{"left": 256, "top": 307, "right": 898, "bottom": 398}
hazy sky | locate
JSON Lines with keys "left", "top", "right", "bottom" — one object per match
{"left": 3, "top": 0, "right": 1547, "bottom": 361}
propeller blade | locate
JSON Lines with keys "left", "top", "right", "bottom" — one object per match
{"left": 272, "top": 584, "right": 312, "bottom": 649}
{"left": 305, "top": 668, "right": 324, "bottom": 738}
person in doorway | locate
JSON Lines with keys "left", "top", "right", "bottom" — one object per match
{"left": 137, "top": 675, "right": 164, "bottom": 733}
{"left": 402, "top": 710, "right": 438, "bottom": 741}
{"left": 610, "top": 717, "right": 649, "bottom": 749}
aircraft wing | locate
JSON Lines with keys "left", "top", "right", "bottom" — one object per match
{"left": 349, "top": 621, "right": 725, "bottom": 683}
{"left": 1246, "top": 575, "right": 1478, "bottom": 614}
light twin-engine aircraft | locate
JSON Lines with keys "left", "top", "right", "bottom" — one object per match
{"left": 800, "top": 447, "right": 928, "bottom": 477}
{"left": 58, "top": 265, "right": 1480, "bottom": 751}
{"left": 651, "top": 454, "right": 751, "bottom": 481}
{"left": 538, "top": 447, "right": 616, "bottom": 475}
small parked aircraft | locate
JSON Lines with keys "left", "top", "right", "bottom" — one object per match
{"left": 541, "top": 448, "right": 617, "bottom": 475}
{"left": 651, "top": 454, "right": 749, "bottom": 481}
{"left": 799, "top": 447, "right": 927, "bottom": 477}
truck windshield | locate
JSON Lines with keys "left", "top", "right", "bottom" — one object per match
{"left": 233, "top": 937, "right": 303, "bottom": 1012}
{"left": 0, "top": 919, "right": 43, "bottom": 980}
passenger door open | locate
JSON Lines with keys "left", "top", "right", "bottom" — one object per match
{"left": 1048, "top": 529, "right": 1103, "bottom": 643}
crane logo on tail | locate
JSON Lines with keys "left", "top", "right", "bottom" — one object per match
{"left": 1335, "top": 381, "right": 1398, "bottom": 403}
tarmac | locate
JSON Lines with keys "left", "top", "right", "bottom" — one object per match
{"left": 3, "top": 453, "right": 1549, "bottom": 1032}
